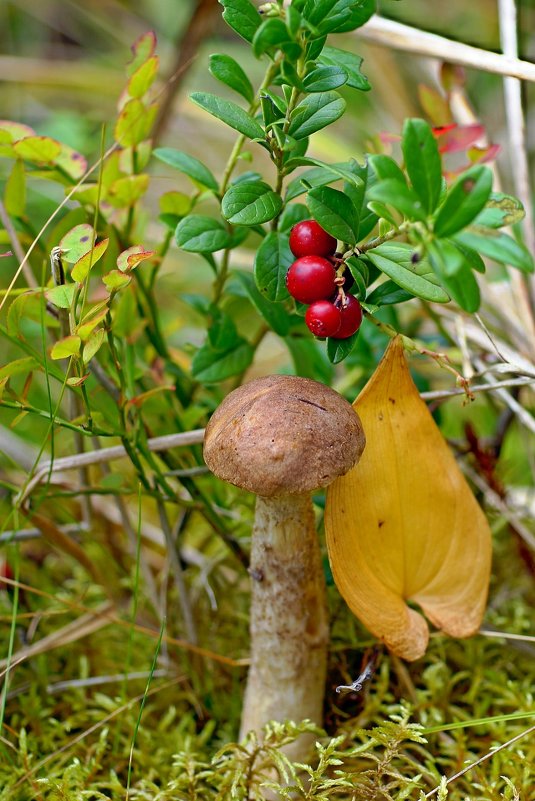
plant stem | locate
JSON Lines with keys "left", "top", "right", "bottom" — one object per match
{"left": 359, "top": 222, "right": 410, "bottom": 252}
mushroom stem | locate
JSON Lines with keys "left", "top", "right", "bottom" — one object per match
{"left": 240, "top": 492, "right": 329, "bottom": 759}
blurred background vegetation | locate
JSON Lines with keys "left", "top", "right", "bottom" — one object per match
{"left": 0, "top": 1, "right": 534, "bottom": 798}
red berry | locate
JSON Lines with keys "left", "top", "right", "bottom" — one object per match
{"left": 289, "top": 220, "right": 337, "bottom": 258}
{"left": 332, "top": 294, "right": 363, "bottom": 339}
{"left": 305, "top": 300, "right": 342, "bottom": 338}
{"left": 286, "top": 256, "right": 336, "bottom": 304}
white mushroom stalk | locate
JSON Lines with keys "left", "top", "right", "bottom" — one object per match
{"left": 203, "top": 375, "right": 365, "bottom": 760}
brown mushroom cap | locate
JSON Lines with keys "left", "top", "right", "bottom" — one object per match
{"left": 203, "top": 374, "right": 366, "bottom": 497}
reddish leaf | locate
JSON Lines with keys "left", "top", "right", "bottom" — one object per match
{"left": 117, "top": 245, "right": 155, "bottom": 272}
{"left": 434, "top": 124, "right": 485, "bottom": 154}
{"left": 126, "top": 31, "right": 157, "bottom": 77}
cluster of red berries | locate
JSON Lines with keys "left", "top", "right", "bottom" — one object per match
{"left": 286, "top": 220, "right": 363, "bottom": 339}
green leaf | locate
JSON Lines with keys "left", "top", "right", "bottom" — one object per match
{"left": 307, "top": 185, "right": 359, "bottom": 244}
{"left": 72, "top": 238, "right": 110, "bottom": 282}
{"left": 4, "top": 159, "right": 26, "bottom": 217}
{"left": 261, "top": 93, "right": 285, "bottom": 128}
{"left": 434, "top": 165, "right": 493, "bottom": 238}
{"left": 13, "top": 135, "right": 61, "bottom": 164}
{"left": 83, "top": 328, "right": 105, "bottom": 365}
{"left": 222, "top": 180, "right": 282, "bottom": 225}
{"left": 288, "top": 92, "right": 345, "bottom": 140}
{"left": 55, "top": 143, "right": 87, "bottom": 180}
{"left": 192, "top": 340, "right": 254, "bottom": 383}
{"left": 0, "top": 120, "right": 35, "bottom": 157}
{"left": 474, "top": 192, "right": 525, "bottom": 229}
{"left": 235, "top": 270, "right": 290, "bottom": 336}
{"left": 303, "top": 66, "right": 348, "bottom": 92}
{"left": 285, "top": 164, "right": 347, "bottom": 202}
{"left": 45, "top": 284, "right": 76, "bottom": 309}
{"left": 219, "top": 0, "right": 261, "bottom": 43}
{"left": 208, "top": 311, "right": 241, "bottom": 350}
{"left": 284, "top": 156, "right": 363, "bottom": 188}
{"left": 77, "top": 306, "right": 108, "bottom": 340}
{"left": 366, "top": 201, "right": 398, "bottom": 228}
{"left": 209, "top": 54, "right": 254, "bottom": 103}
{"left": 427, "top": 240, "right": 480, "bottom": 312}
{"left": 114, "top": 98, "right": 157, "bottom": 146}
{"left": 365, "top": 243, "right": 450, "bottom": 303}
{"left": 452, "top": 240, "right": 485, "bottom": 274}
{"left": 367, "top": 178, "right": 427, "bottom": 222}
{"left": 285, "top": 336, "right": 333, "bottom": 383}
{"left": 349, "top": 160, "right": 379, "bottom": 239}
{"left": 303, "top": 0, "right": 374, "bottom": 34}
{"left": 190, "top": 91, "right": 264, "bottom": 140}
{"left": 427, "top": 238, "right": 465, "bottom": 277}
{"left": 252, "top": 18, "right": 293, "bottom": 58}
{"left": 153, "top": 148, "right": 219, "bottom": 192}
{"left": 331, "top": 0, "right": 376, "bottom": 32}
{"left": 366, "top": 280, "right": 414, "bottom": 306}
{"left": 346, "top": 257, "right": 368, "bottom": 298}
{"left": 50, "top": 335, "right": 81, "bottom": 360}
{"left": 254, "top": 231, "right": 293, "bottom": 301}
{"left": 159, "top": 190, "right": 191, "bottom": 215}
{"left": 327, "top": 329, "right": 360, "bottom": 363}
{"left": 175, "top": 215, "right": 232, "bottom": 253}
{"left": 402, "top": 118, "right": 442, "bottom": 213}
{"left": 319, "top": 45, "right": 371, "bottom": 90}
{"left": 368, "top": 154, "right": 407, "bottom": 184}
{"left": 128, "top": 55, "right": 159, "bottom": 98}
{"left": 286, "top": 6, "right": 302, "bottom": 38}
{"left": 455, "top": 229, "right": 534, "bottom": 273}
{"left": 59, "top": 224, "right": 96, "bottom": 263}
{"left": 0, "top": 357, "right": 39, "bottom": 382}
{"left": 103, "top": 270, "right": 132, "bottom": 290}
{"left": 107, "top": 174, "right": 149, "bottom": 207}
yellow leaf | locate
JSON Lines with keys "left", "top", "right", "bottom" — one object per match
{"left": 325, "top": 337, "right": 492, "bottom": 661}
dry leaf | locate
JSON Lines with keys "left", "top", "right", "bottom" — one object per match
{"left": 325, "top": 337, "right": 492, "bottom": 660}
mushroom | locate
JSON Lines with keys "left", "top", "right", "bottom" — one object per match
{"left": 203, "top": 374, "right": 365, "bottom": 759}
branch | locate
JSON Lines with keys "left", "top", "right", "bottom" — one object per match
{"left": 497, "top": 0, "right": 535, "bottom": 313}
{"left": 357, "top": 15, "right": 535, "bottom": 82}
{"left": 17, "top": 429, "right": 205, "bottom": 505}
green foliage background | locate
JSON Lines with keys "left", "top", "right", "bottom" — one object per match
{"left": 0, "top": 1, "right": 534, "bottom": 799}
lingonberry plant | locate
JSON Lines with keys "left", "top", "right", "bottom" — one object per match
{"left": 153, "top": 0, "right": 533, "bottom": 376}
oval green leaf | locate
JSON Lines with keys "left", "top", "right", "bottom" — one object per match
{"left": 288, "top": 91, "right": 345, "bottom": 140}
{"left": 59, "top": 224, "right": 96, "bottom": 263}
{"left": 175, "top": 215, "right": 232, "bottom": 253}
{"left": 319, "top": 45, "right": 370, "bottom": 91}
{"left": 209, "top": 54, "right": 254, "bottom": 103}
{"left": 434, "top": 165, "right": 493, "bottom": 238}
{"left": 307, "top": 185, "right": 359, "bottom": 245}
{"left": 190, "top": 91, "right": 264, "bottom": 141}
{"left": 254, "top": 231, "right": 293, "bottom": 302}
{"left": 221, "top": 180, "right": 282, "bottom": 225}
{"left": 366, "top": 243, "right": 450, "bottom": 303}
{"left": 303, "top": 66, "right": 348, "bottom": 93}
{"left": 153, "top": 148, "right": 219, "bottom": 192}
{"left": 402, "top": 118, "right": 442, "bottom": 214}
{"left": 72, "top": 238, "right": 110, "bottom": 282}
{"left": 13, "top": 136, "right": 61, "bottom": 164}
{"left": 220, "top": 0, "right": 262, "bottom": 43}
{"left": 455, "top": 229, "right": 534, "bottom": 274}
